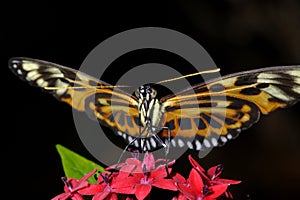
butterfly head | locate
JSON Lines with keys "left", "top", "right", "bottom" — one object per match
{"left": 135, "top": 85, "right": 157, "bottom": 102}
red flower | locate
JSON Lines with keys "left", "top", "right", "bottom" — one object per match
{"left": 175, "top": 168, "right": 228, "bottom": 200}
{"left": 112, "top": 152, "right": 177, "bottom": 200}
{"left": 188, "top": 155, "right": 241, "bottom": 199}
{"left": 52, "top": 169, "right": 102, "bottom": 200}
{"left": 52, "top": 153, "right": 241, "bottom": 200}
{"left": 174, "top": 156, "right": 241, "bottom": 200}
{"left": 92, "top": 171, "right": 135, "bottom": 200}
{"left": 189, "top": 155, "right": 240, "bottom": 185}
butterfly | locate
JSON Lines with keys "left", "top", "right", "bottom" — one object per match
{"left": 9, "top": 57, "right": 300, "bottom": 152}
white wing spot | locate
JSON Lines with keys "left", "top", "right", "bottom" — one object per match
{"left": 45, "top": 67, "right": 62, "bottom": 74}
{"left": 286, "top": 70, "right": 300, "bottom": 79}
{"left": 150, "top": 137, "right": 156, "bottom": 148}
{"left": 17, "top": 69, "right": 23, "bottom": 75}
{"left": 195, "top": 140, "right": 202, "bottom": 150}
{"left": 187, "top": 141, "right": 193, "bottom": 149}
{"left": 257, "top": 78, "right": 281, "bottom": 85}
{"left": 12, "top": 63, "right": 18, "bottom": 69}
{"left": 211, "top": 138, "right": 218, "bottom": 147}
{"left": 127, "top": 136, "right": 133, "bottom": 143}
{"left": 27, "top": 70, "right": 40, "bottom": 80}
{"left": 171, "top": 139, "right": 176, "bottom": 147}
{"left": 294, "top": 77, "right": 300, "bottom": 85}
{"left": 258, "top": 73, "right": 282, "bottom": 79}
{"left": 216, "top": 101, "right": 231, "bottom": 107}
{"left": 227, "top": 134, "right": 233, "bottom": 140}
{"left": 146, "top": 140, "right": 151, "bottom": 150}
{"left": 203, "top": 139, "right": 211, "bottom": 148}
{"left": 140, "top": 140, "right": 145, "bottom": 148}
{"left": 22, "top": 62, "right": 39, "bottom": 71}
{"left": 55, "top": 79, "right": 68, "bottom": 95}
{"left": 134, "top": 139, "right": 139, "bottom": 147}
{"left": 49, "top": 73, "right": 64, "bottom": 79}
{"left": 178, "top": 139, "right": 184, "bottom": 147}
{"left": 262, "top": 85, "right": 293, "bottom": 102}
{"left": 36, "top": 78, "right": 48, "bottom": 87}
{"left": 117, "top": 131, "right": 123, "bottom": 136}
{"left": 293, "top": 86, "right": 300, "bottom": 93}
{"left": 220, "top": 136, "right": 227, "bottom": 143}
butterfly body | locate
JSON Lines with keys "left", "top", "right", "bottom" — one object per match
{"left": 134, "top": 85, "right": 165, "bottom": 138}
{"left": 9, "top": 57, "right": 300, "bottom": 151}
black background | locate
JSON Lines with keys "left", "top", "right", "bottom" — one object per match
{"left": 2, "top": 1, "right": 300, "bottom": 199}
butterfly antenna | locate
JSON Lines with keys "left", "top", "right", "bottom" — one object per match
{"left": 44, "top": 85, "right": 130, "bottom": 90}
{"left": 156, "top": 68, "right": 220, "bottom": 84}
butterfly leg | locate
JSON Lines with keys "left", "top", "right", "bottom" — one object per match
{"left": 162, "top": 126, "right": 171, "bottom": 154}
{"left": 116, "top": 127, "right": 148, "bottom": 169}
{"left": 153, "top": 126, "right": 171, "bottom": 176}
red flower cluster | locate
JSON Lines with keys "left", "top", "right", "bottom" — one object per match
{"left": 174, "top": 155, "right": 241, "bottom": 200}
{"left": 52, "top": 153, "right": 240, "bottom": 200}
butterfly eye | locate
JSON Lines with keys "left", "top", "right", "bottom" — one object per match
{"left": 150, "top": 89, "right": 157, "bottom": 99}
{"left": 135, "top": 86, "right": 145, "bottom": 98}
{"left": 134, "top": 89, "right": 140, "bottom": 98}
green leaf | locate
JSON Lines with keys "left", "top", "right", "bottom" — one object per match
{"left": 56, "top": 144, "right": 105, "bottom": 184}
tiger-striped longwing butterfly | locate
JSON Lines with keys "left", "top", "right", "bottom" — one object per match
{"left": 9, "top": 57, "right": 300, "bottom": 152}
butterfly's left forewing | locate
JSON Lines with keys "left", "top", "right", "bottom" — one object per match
{"left": 160, "top": 66, "right": 300, "bottom": 149}
{"left": 9, "top": 57, "right": 141, "bottom": 137}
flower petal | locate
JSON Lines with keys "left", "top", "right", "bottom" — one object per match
{"left": 175, "top": 193, "right": 189, "bottom": 200}
{"left": 106, "top": 162, "right": 126, "bottom": 171}
{"left": 189, "top": 168, "right": 204, "bottom": 194}
{"left": 207, "top": 184, "right": 228, "bottom": 198}
{"left": 152, "top": 179, "right": 177, "bottom": 191}
{"left": 215, "top": 178, "right": 241, "bottom": 185}
{"left": 135, "top": 184, "right": 152, "bottom": 200}
{"left": 67, "top": 178, "right": 89, "bottom": 191}
{"left": 114, "top": 176, "right": 139, "bottom": 188}
{"left": 68, "top": 178, "right": 79, "bottom": 188}
{"left": 108, "top": 193, "right": 119, "bottom": 200}
{"left": 79, "top": 169, "right": 98, "bottom": 183}
{"left": 188, "top": 155, "right": 205, "bottom": 172}
{"left": 71, "top": 193, "right": 84, "bottom": 200}
{"left": 78, "top": 184, "right": 103, "bottom": 195}
{"left": 173, "top": 173, "right": 186, "bottom": 183}
{"left": 120, "top": 164, "right": 140, "bottom": 174}
{"left": 142, "top": 152, "right": 155, "bottom": 171}
{"left": 126, "top": 158, "right": 142, "bottom": 166}
{"left": 207, "top": 164, "right": 223, "bottom": 180}
{"left": 92, "top": 191, "right": 110, "bottom": 200}
{"left": 112, "top": 176, "right": 137, "bottom": 194}
{"left": 176, "top": 183, "right": 195, "bottom": 200}
{"left": 188, "top": 156, "right": 210, "bottom": 182}
{"left": 150, "top": 167, "right": 168, "bottom": 179}
{"left": 113, "top": 186, "right": 135, "bottom": 194}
